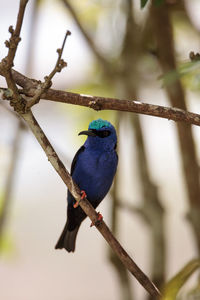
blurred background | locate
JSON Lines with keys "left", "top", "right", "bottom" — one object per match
{"left": 1, "top": 0, "right": 200, "bottom": 299}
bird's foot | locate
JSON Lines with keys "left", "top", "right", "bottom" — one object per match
{"left": 73, "top": 190, "right": 87, "bottom": 208}
{"left": 90, "top": 212, "right": 103, "bottom": 227}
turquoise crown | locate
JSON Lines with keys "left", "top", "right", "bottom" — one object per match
{"left": 89, "top": 119, "right": 112, "bottom": 130}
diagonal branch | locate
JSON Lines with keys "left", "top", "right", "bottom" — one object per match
{"left": 0, "top": 1, "right": 161, "bottom": 297}
{"left": 0, "top": 0, "right": 29, "bottom": 112}
{"left": 21, "top": 109, "right": 161, "bottom": 299}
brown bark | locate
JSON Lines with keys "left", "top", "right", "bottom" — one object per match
{"left": 151, "top": 2, "right": 200, "bottom": 251}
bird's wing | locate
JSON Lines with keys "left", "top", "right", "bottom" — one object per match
{"left": 70, "top": 145, "right": 85, "bottom": 175}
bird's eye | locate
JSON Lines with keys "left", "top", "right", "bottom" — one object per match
{"left": 100, "top": 130, "right": 110, "bottom": 138}
{"left": 91, "top": 129, "right": 111, "bottom": 138}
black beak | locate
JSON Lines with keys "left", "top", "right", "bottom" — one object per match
{"left": 78, "top": 130, "right": 96, "bottom": 137}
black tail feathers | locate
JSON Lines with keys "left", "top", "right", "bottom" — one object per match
{"left": 55, "top": 221, "right": 80, "bottom": 253}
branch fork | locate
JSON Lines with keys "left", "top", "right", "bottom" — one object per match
{"left": 0, "top": 1, "right": 163, "bottom": 298}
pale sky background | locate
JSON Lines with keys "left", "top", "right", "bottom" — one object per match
{"left": 1, "top": 0, "right": 200, "bottom": 300}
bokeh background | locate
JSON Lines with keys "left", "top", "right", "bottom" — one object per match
{"left": 1, "top": 0, "right": 200, "bottom": 299}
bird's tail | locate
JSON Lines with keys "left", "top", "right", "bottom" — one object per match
{"left": 55, "top": 221, "right": 80, "bottom": 252}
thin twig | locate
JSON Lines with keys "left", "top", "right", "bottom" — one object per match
{"left": 26, "top": 30, "right": 70, "bottom": 109}
{"left": 0, "top": 1, "right": 27, "bottom": 242}
{"left": 5, "top": 0, "right": 29, "bottom": 67}
{"left": 0, "top": 0, "right": 28, "bottom": 113}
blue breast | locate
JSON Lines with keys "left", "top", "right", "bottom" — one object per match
{"left": 69, "top": 147, "right": 118, "bottom": 207}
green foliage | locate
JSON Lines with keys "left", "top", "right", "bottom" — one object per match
{"left": 141, "top": 0, "right": 164, "bottom": 9}
{"left": 154, "top": 0, "right": 164, "bottom": 6}
{"left": 141, "top": 0, "right": 149, "bottom": 8}
{"left": 162, "top": 259, "right": 200, "bottom": 300}
{"left": 0, "top": 233, "right": 14, "bottom": 256}
{"left": 0, "top": 193, "right": 3, "bottom": 214}
{"left": 67, "top": 0, "right": 104, "bottom": 29}
{"left": 0, "top": 194, "right": 14, "bottom": 256}
{"left": 161, "top": 60, "right": 200, "bottom": 91}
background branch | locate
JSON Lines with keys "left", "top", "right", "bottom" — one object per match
{"left": 116, "top": 1, "right": 166, "bottom": 294}
{"left": 0, "top": 120, "right": 24, "bottom": 249}
{"left": 109, "top": 115, "right": 133, "bottom": 300}
{"left": 0, "top": 4, "right": 161, "bottom": 295}
{"left": 1, "top": 0, "right": 200, "bottom": 298}
{"left": 61, "top": 0, "right": 110, "bottom": 73}
{"left": 151, "top": 1, "right": 200, "bottom": 253}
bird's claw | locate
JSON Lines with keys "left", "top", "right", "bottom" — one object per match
{"left": 90, "top": 212, "right": 103, "bottom": 227}
{"left": 73, "top": 190, "right": 87, "bottom": 208}
{"left": 80, "top": 190, "right": 87, "bottom": 200}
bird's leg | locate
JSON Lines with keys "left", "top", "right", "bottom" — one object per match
{"left": 90, "top": 212, "right": 103, "bottom": 227}
{"left": 73, "top": 190, "right": 87, "bottom": 208}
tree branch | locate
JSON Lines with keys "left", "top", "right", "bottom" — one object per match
{"left": 0, "top": 0, "right": 28, "bottom": 112}
{"left": 0, "top": 0, "right": 162, "bottom": 297}
{"left": 1, "top": 68, "right": 200, "bottom": 126}
{"left": 26, "top": 30, "right": 70, "bottom": 109}
{"left": 151, "top": 1, "right": 200, "bottom": 252}
{"left": 4, "top": 0, "right": 28, "bottom": 68}
{"left": 20, "top": 110, "right": 160, "bottom": 299}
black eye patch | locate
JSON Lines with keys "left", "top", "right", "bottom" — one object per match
{"left": 91, "top": 129, "right": 111, "bottom": 138}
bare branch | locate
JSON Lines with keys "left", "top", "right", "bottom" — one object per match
{"left": 0, "top": 1, "right": 162, "bottom": 296}
{"left": 26, "top": 30, "right": 70, "bottom": 109}
{"left": 2, "top": 67, "right": 200, "bottom": 126}
{"left": 21, "top": 109, "right": 161, "bottom": 299}
{"left": 0, "top": 0, "right": 29, "bottom": 113}
{"left": 4, "top": 0, "right": 29, "bottom": 68}
{"left": 0, "top": 2, "right": 28, "bottom": 244}
{"left": 25, "top": 89, "right": 200, "bottom": 127}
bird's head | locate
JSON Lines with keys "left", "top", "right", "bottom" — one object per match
{"left": 78, "top": 119, "right": 117, "bottom": 151}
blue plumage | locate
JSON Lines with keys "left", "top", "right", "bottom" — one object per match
{"left": 55, "top": 119, "right": 118, "bottom": 252}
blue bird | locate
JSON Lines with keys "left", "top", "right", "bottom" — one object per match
{"left": 55, "top": 119, "right": 118, "bottom": 252}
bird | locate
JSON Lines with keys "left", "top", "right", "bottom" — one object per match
{"left": 55, "top": 118, "right": 118, "bottom": 252}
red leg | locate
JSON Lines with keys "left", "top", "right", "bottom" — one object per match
{"left": 73, "top": 190, "right": 87, "bottom": 208}
{"left": 90, "top": 212, "right": 103, "bottom": 227}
